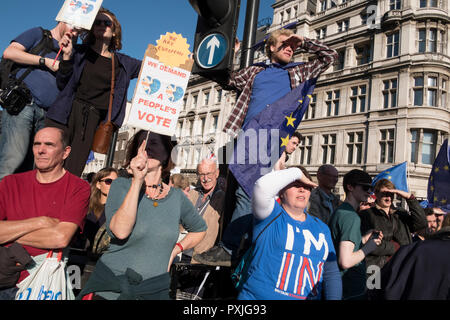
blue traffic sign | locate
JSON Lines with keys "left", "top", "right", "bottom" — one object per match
{"left": 196, "top": 33, "right": 228, "bottom": 69}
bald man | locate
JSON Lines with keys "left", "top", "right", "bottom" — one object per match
{"left": 308, "top": 164, "right": 341, "bottom": 224}
{"left": 0, "top": 127, "right": 90, "bottom": 300}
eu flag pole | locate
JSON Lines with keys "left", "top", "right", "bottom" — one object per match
{"left": 427, "top": 139, "right": 450, "bottom": 212}
{"left": 371, "top": 161, "right": 409, "bottom": 192}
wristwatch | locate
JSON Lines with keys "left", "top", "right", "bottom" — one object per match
{"left": 39, "top": 57, "right": 46, "bottom": 67}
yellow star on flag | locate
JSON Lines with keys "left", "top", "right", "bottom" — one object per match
{"left": 441, "top": 199, "right": 447, "bottom": 204}
{"left": 434, "top": 167, "right": 440, "bottom": 173}
{"left": 388, "top": 176, "right": 392, "bottom": 180}
{"left": 285, "top": 113, "right": 296, "bottom": 128}
{"left": 280, "top": 134, "right": 290, "bottom": 147}
{"left": 444, "top": 165, "right": 449, "bottom": 171}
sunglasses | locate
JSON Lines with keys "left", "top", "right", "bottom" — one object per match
{"left": 99, "top": 178, "right": 114, "bottom": 185}
{"left": 94, "top": 19, "right": 113, "bottom": 27}
{"left": 357, "top": 184, "right": 373, "bottom": 192}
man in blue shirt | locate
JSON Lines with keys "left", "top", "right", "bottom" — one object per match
{"left": 194, "top": 29, "right": 337, "bottom": 267}
{"left": 0, "top": 22, "right": 79, "bottom": 181}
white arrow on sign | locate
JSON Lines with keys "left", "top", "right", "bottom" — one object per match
{"left": 206, "top": 36, "right": 220, "bottom": 65}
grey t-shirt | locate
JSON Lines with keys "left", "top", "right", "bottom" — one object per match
{"left": 97, "top": 177, "right": 207, "bottom": 299}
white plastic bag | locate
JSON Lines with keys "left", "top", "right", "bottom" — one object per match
{"left": 15, "top": 251, "right": 75, "bottom": 300}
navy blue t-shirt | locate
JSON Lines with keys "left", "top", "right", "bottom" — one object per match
{"left": 12, "top": 27, "right": 60, "bottom": 108}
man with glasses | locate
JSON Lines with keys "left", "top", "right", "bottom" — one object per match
{"left": 308, "top": 164, "right": 341, "bottom": 224}
{"left": 0, "top": 22, "right": 79, "bottom": 181}
{"left": 0, "top": 127, "right": 90, "bottom": 300}
{"left": 328, "top": 169, "right": 383, "bottom": 300}
{"left": 181, "top": 158, "right": 225, "bottom": 264}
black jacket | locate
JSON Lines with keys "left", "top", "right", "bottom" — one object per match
{"left": 375, "top": 228, "right": 450, "bottom": 300}
{"left": 359, "top": 198, "right": 427, "bottom": 269}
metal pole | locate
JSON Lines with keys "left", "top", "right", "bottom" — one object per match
{"left": 105, "top": 130, "right": 118, "bottom": 168}
{"left": 240, "top": 0, "right": 260, "bottom": 69}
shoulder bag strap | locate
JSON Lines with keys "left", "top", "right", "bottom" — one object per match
{"left": 107, "top": 53, "right": 115, "bottom": 122}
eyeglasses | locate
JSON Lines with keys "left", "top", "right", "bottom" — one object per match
{"left": 197, "top": 172, "right": 215, "bottom": 179}
{"left": 94, "top": 19, "right": 113, "bottom": 27}
{"left": 99, "top": 178, "right": 114, "bottom": 185}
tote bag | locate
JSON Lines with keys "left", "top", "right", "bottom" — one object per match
{"left": 15, "top": 250, "right": 75, "bottom": 300}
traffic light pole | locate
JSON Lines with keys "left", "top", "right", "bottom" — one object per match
{"left": 240, "top": 0, "right": 260, "bottom": 69}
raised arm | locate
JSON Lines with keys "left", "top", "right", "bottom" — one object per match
{"left": 109, "top": 140, "right": 147, "bottom": 240}
{"left": 290, "top": 36, "right": 338, "bottom": 82}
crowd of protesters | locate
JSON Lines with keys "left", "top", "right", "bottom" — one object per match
{"left": 0, "top": 7, "right": 448, "bottom": 301}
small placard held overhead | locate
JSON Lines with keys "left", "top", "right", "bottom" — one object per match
{"left": 55, "top": 0, "right": 103, "bottom": 30}
{"left": 126, "top": 32, "right": 193, "bottom": 136}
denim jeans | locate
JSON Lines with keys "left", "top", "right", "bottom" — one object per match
{"left": 0, "top": 102, "right": 45, "bottom": 181}
{"left": 0, "top": 287, "right": 18, "bottom": 300}
{"left": 220, "top": 185, "right": 253, "bottom": 255}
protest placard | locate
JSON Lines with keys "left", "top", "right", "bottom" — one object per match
{"left": 55, "top": 0, "right": 103, "bottom": 30}
{"left": 126, "top": 32, "right": 193, "bottom": 136}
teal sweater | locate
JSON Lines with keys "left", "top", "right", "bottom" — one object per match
{"left": 92, "top": 177, "right": 207, "bottom": 299}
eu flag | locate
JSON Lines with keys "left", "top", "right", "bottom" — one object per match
{"left": 371, "top": 162, "right": 408, "bottom": 192}
{"left": 228, "top": 78, "right": 317, "bottom": 197}
{"left": 427, "top": 139, "right": 450, "bottom": 211}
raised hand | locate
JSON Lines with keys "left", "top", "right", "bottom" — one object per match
{"left": 60, "top": 31, "right": 74, "bottom": 60}
{"left": 283, "top": 35, "right": 304, "bottom": 51}
{"left": 130, "top": 139, "right": 148, "bottom": 181}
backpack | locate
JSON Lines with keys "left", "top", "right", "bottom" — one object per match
{"left": 0, "top": 28, "right": 55, "bottom": 114}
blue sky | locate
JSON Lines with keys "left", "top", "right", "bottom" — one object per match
{"left": 1, "top": 0, "right": 275, "bottom": 100}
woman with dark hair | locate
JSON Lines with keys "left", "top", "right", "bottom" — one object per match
{"left": 45, "top": 7, "right": 142, "bottom": 177}
{"left": 78, "top": 130, "right": 207, "bottom": 300}
{"left": 237, "top": 166, "right": 342, "bottom": 300}
{"left": 84, "top": 167, "right": 118, "bottom": 247}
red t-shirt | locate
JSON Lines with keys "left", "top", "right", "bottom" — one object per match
{"left": 0, "top": 170, "right": 90, "bottom": 281}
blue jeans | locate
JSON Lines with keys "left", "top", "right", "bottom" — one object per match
{"left": 0, "top": 102, "right": 45, "bottom": 181}
{"left": 220, "top": 185, "right": 253, "bottom": 255}
{"left": 0, "top": 287, "right": 18, "bottom": 300}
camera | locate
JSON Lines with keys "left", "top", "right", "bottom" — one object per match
{"left": 0, "top": 81, "right": 32, "bottom": 115}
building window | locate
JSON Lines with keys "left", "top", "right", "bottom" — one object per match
{"left": 337, "top": 19, "right": 349, "bottom": 33}
{"left": 320, "top": 0, "right": 327, "bottom": 12}
{"left": 215, "top": 88, "right": 222, "bottom": 104}
{"left": 441, "top": 78, "right": 447, "bottom": 108}
{"left": 419, "top": 0, "right": 439, "bottom": 8}
{"left": 191, "top": 94, "right": 198, "bottom": 109}
{"left": 386, "top": 32, "right": 399, "bottom": 58}
{"left": 413, "top": 74, "right": 448, "bottom": 107}
{"left": 334, "top": 50, "right": 345, "bottom": 71}
{"left": 347, "top": 132, "right": 363, "bottom": 164}
{"left": 380, "top": 129, "right": 395, "bottom": 163}
{"left": 316, "top": 27, "right": 327, "bottom": 40}
{"left": 413, "top": 76, "right": 424, "bottom": 105}
{"left": 304, "top": 94, "right": 316, "bottom": 120}
{"left": 411, "top": 129, "right": 439, "bottom": 165}
{"left": 326, "top": 90, "right": 340, "bottom": 116}
{"left": 427, "top": 76, "right": 438, "bottom": 106}
{"left": 203, "top": 91, "right": 210, "bottom": 106}
{"left": 351, "top": 85, "right": 367, "bottom": 113}
{"left": 418, "top": 28, "right": 446, "bottom": 53}
{"left": 299, "top": 135, "right": 313, "bottom": 165}
{"left": 390, "top": 0, "right": 401, "bottom": 10}
{"left": 355, "top": 42, "right": 372, "bottom": 65}
{"left": 182, "top": 97, "right": 187, "bottom": 110}
{"left": 383, "top": 79, "right": 398, "bottom": 108}
{"left": 322, "top": 134, "right": 336, "bottom": 164}
{"left": 210, "top": 114, "right": 218, "bottom": 133}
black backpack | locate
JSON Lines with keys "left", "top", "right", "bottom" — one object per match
{"left": 0, "top": 28, "right": 56, "bottom": 114}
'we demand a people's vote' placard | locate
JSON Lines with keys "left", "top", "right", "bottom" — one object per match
{"left": 126, "top": 32, "right": 193, "bottom": 136}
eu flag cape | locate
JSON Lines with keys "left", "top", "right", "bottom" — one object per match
{"left": 229, "top": 77, "right": 317, "bottom": 197}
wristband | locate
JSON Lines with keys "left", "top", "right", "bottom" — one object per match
{"left": 176, "top": 242, "right": 184, "bottom": 252}
{"left": 361, "top": 238, "right": 378, "bottom": 256}
{"left": 39, "top": 57, "right": 46, "bottom": 67}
